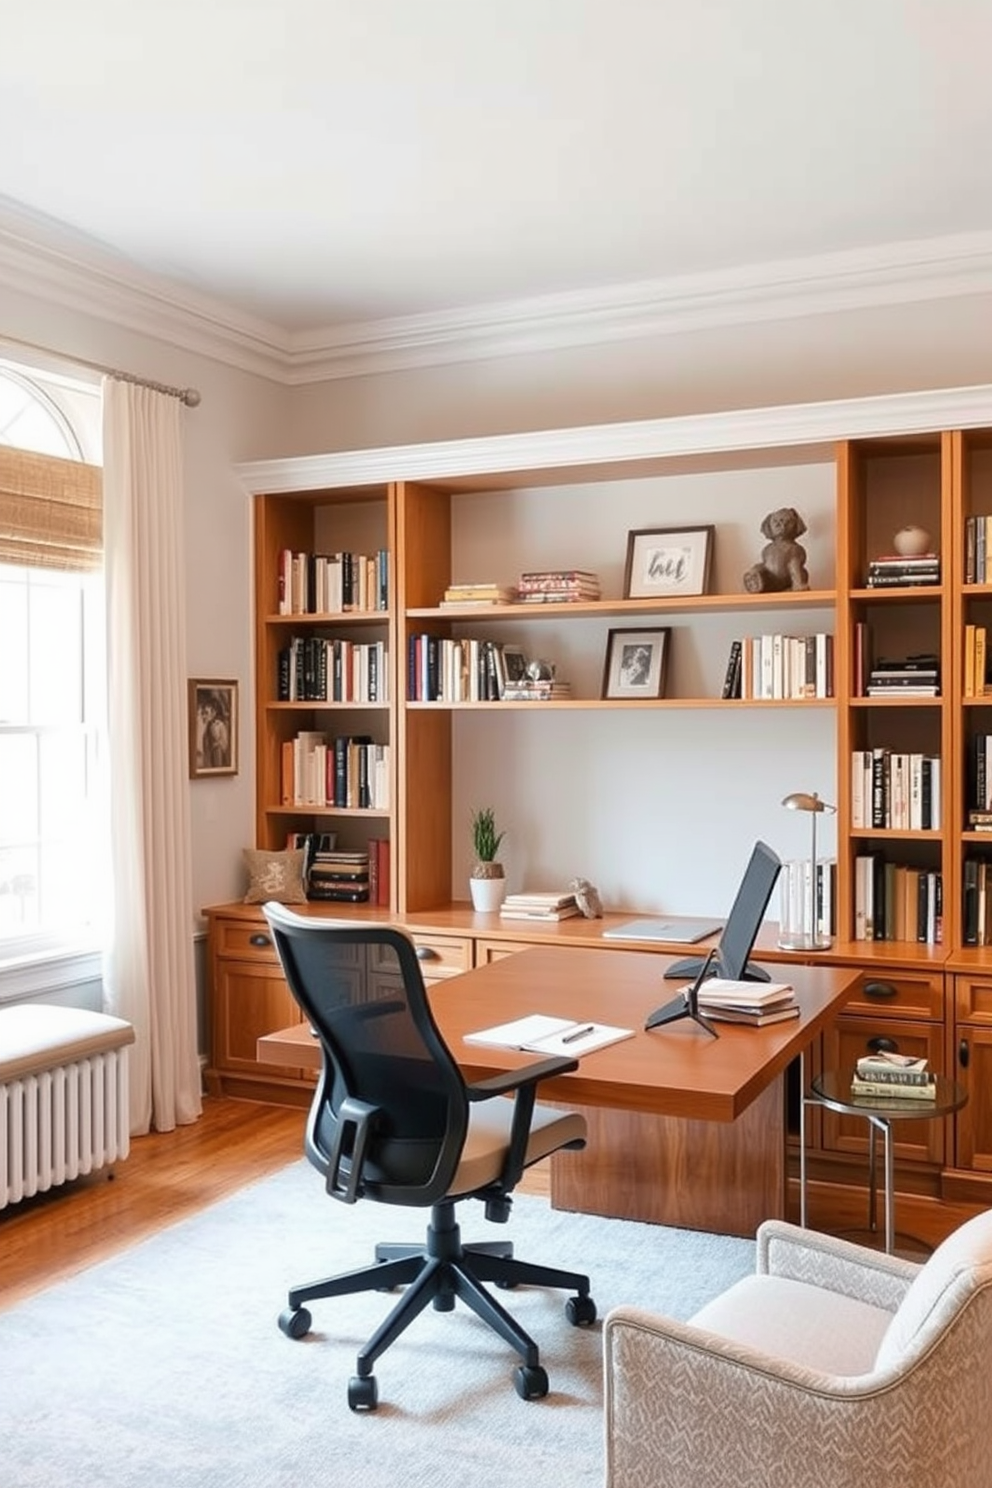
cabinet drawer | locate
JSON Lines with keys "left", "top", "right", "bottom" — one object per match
{"left": 475, "top": 938, "right": 538, "bottom": 965}
{"left": 214, "top": 919, "right": 280, "bottom": 963}
{"left": 836, "top": 967, "right": 944, "bottom": 1021}
{"left": 821, "top": 1016, "right": 947, "bottom": 1165}
{"left": 954, "top": 975, "right": 992, "bottom": 1026}
{"left": 408, "top": 934, "right": 472, "bottom": 981}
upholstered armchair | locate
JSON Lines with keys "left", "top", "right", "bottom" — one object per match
{"left": 604, "top": 1212, "right": 992, "bottom": 1488}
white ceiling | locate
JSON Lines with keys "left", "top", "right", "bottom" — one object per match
{"left": 3, "top": 1, "right": 992, "bottom": 376}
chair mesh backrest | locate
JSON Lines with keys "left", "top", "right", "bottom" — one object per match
{"left": 264, "top": 908, "right": 469, "bottom": 1206}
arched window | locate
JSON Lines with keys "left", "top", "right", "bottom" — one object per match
{"left": 0, "top": 361, "right": 106, "bottom": 977}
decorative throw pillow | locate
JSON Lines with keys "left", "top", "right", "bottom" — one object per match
{"left": 242, "top": 848, "right": 308, "bottom": 905}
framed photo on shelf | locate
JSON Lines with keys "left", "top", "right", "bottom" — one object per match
{"left": 502, "top": 646, "right": 529, "bottom": 683}
{"left": 188, "top": 679, "right": 239, "bottom": 778}
{"left": 623, "top": 525, "right": 714, "bottom": 599}
{"left": 602, "top": 628, "right": 671, "bottom": 700}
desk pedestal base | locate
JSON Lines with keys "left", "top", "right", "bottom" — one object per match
{"left": 550, "top": 1079, "right": 786, "bottom": 1238}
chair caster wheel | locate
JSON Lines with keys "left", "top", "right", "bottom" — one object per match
{"left": 514, "top": 1363, "right": 549, "bottom": 1400}
{"left": 566, "top": 1294, "right": 597, "bottom": 1326}
{"left": 278, "top": 1306, "right": 312, "bottom": 1339}
{"left": 348, "top": 1374, "right": 379, "bottom": 1412}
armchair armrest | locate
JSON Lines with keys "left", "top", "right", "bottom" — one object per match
{"left": 465, "top": 1054, "right": 579, "bottom": 1201}
{"left": 756, "top": 1219, "right": 919, "bottom": 1312}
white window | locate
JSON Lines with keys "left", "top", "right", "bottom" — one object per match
{"left": 0, "top": 361, "right": 105, "bottom": 990}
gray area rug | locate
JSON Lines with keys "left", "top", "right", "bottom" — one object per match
{"left": 0, "top": 1161, "right": 755, "bottom": 1488}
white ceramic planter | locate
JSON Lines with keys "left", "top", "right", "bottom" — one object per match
{"left": 469, "top": 875, "right": 506, "bottom": 912}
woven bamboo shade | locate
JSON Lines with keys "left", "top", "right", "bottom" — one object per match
{"left": 0, "top": 447, "right": 102, "bottom": 571}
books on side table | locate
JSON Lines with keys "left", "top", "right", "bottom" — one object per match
{"left": 464, "top": 1013, "right": 633, "bottom": 1056}
{"left": 850, "top": 1051, "right": 937, "bottom": 1100}
{"left": 695, "top": 978, "right": 799, "bottom": 1026}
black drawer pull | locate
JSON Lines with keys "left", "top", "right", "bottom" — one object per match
{"left": 863, "top": 980, "right": 897, "bottom": 1000}
{"left": 960, "top": 1038, "right": 971, "bottom": 1070}
{"left": 415, "top": 945, "right": 439, "bottom": 961}
{"left": 249, "top": 933, "right": 272, "bottom": 948}
{"left": 866, "top": 1034, "right": 899, "bottom": 1055}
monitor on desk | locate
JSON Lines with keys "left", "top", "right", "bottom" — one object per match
{"left": 662, "top": 839, "right": 782, "bottom": 983}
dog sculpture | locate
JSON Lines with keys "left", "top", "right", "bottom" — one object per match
{"left": 742, "top": 506, "right": 810, "bottom": 592}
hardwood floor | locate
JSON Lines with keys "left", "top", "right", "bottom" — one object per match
{"left": 0, "top": 1095, "right": 551, "bottom": 1311}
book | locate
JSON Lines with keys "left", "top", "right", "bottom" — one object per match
{"left": 850, "top": 1077, "right": 937, "bottom": 1101}
{"left": 698, "top": 1003, "right": 801, "bottom": 1027}
{"left": 463, "top": 1014, "right": 634, "bottom": 1056}
{"left": 501, "top": 892, "right": 577, "bottom": 909}
{"left": 855, "top": 1051, "right": 929, "bottom": 1077}
{"left": 694, "top": 978, "right": 794, "bottom": 1008}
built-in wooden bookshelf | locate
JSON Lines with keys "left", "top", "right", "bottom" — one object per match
{"left": 209, "top": 395, "right": 992, "bottom": 1221}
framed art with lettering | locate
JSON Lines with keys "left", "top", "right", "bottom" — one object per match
{"left": 623, "top": 525, "right": 714, "bottom": 598}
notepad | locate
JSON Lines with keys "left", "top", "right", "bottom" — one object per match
{"left": 464, "top": 1014, "right": 634, "bottom": 1056}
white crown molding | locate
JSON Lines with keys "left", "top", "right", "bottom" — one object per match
{"left": 4, "top": 198, "right": 992, "bottom": 386}
{"left": 235, "top": 382, "right": 992, "bottom": 494}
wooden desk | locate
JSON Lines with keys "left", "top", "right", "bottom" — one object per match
{"left": 258, "top": 945, "right": 859, "bottom": 1237}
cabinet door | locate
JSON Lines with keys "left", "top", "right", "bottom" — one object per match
{"left": 954, "top": 1024, "right": 992, "bottom": 1171}
{"left": 821, "top": 1015, "right": 946, "bottom": 1164}
{"left": 211, "top": 958, "right": 306, "bottom": 1079}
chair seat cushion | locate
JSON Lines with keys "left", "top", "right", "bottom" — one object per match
{"left": 451, "top": 1098, "right": 586, "bottom": 1196}
{"left": 689, "top": 1273, "right": 892, "bottom": 1376}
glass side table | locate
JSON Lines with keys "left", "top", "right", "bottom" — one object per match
{"left": 800, "top": 1069, "right": 967, "bottom": 1255}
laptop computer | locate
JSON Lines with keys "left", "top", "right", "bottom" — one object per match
{"left": 603, "top": 917, "right": 723, "bottom": 945}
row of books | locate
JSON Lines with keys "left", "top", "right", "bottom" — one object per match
{"left": 963, "top": 856, "right": 992, "bottom": 946}
{"left": 277, "top": 548, "right": 389, "bottom": 615}
{"left": 779, "top": 858, "right": 836, "bottom": 940}
{"left": 407, "top": 635, "right": 569, "bottom": 702}
{"left": 964, "top": 625, "right": 991, "bottom": 696}
{"left": 277, "top": 637, "right": 388, "bottom": 703}
{"left": 720, "top": 633, "right": 834, "bottom": 701}
{"left": 280, "top": 732, "right": 390, "bottom": 810}
{"left": 964, "top": 514, "right": 992, "bottom": 584}
{"left": 850, "top": 749, "right": 942, "bottom": 830}
{"left": 865, "top": 553, "right": 940, "bottom": 588}
{"left": 853, "top": 854, "right": 942, "bottom": 944}
{"left": 851, "top": 1051, "right": 936, "bottom": 1100}
{"left": 968, "top": 733, "right": 992, "bottom": 820}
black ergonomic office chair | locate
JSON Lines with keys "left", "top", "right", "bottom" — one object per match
{"left": 262, "top": 903, "right": 596, "bottom": 1412}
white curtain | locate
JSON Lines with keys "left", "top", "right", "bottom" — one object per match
{"left": 101, "top": 379, "right": 202, "bottom": 1133}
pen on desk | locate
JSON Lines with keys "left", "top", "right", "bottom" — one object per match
{"left": 561, "top": 1023, "right": 596, "bottom": 1044}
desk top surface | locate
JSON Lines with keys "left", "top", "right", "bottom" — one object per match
{"left": 258, "top": 943, "right": 858, "bottom": 1122}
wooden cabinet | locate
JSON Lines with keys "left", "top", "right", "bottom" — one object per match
{"left": 951, "top": 973, "right": 992, "bottom": 1172}
{"left": 205, "top": 910, "right": 312, "bottom": 1104}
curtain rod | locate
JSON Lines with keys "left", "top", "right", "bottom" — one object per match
{"left": 0, "top": 332, "right": 201, "bottom": 407}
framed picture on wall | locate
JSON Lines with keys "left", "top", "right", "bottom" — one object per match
{"left": 623, "top": 525, "right": 714, "bottom": 598}
{"left": 188, "top": 679, "right": 239, "bottom": 778}
{"left": 602, "top": 628, "right": 671, "bottom": 700}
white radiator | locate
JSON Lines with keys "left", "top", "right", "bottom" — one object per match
{"left": 0, "top": 1048, "right": 131, "bottom": 1209}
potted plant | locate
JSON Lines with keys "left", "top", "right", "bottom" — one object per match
{"left": 469, "top": 807, "right": 506, "bottom": 911}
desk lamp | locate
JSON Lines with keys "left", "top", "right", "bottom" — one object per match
{"left": 778, "top": 791, "right": 836, "bottom": 951}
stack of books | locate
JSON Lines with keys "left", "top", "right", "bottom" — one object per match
{"left": 439, "top": 582, "right": 517, "bottom": 608}
{"left": 516, "top": 570, "right": 601, "bottom": 603}
{"left": 695, "top": 978, "right": 798, "bottom": 1026}
{"left": 307, "top": 849, "right": 370, "bottom": 903}
{"left": 865, "top": 654, "right": 940, "bottom": 697}
{"left": 850, "top": 1052, "right": 936, "bottom": 1100}
{"left": 499, "top": 891, "right": 580, "bottom": 922}
{"left": 501, "top": 678, "right": 572, "bottom": 701}
{"left": 865, "top": 554, "right": 940, "bottom": 588}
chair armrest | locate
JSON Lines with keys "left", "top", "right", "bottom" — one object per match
{"left": 465, "top": 1055, "right": 579, "bottom": 1198}
{"left": 756, "top": 1219, "right": 919, "bottom": 1312}
{"left": 464, "top": 1053, "right": 578, "bottom": 1100}
{"left": 604, "top": 1305, "right": 916, "bottom": 1488}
